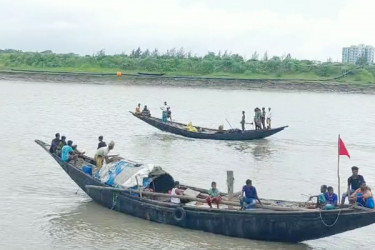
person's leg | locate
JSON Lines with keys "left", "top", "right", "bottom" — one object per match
{"left": 241, "top": 123, "right": 245, "bottom": 131}
{"left": 215, "top": 196, "right": 222, "bottom": 208}
{"left": 206, "top": 197, "right": 212, "bottom": 208}
{"left": 341, "top": 191, "right": 348, "bottom": 206}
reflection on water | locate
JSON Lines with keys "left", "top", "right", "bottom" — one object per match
{"left": 227, "top": 139, "right": 273, "bottom": 161}
{"left": 47, "top": 201, "right": 312, "bottom": 250}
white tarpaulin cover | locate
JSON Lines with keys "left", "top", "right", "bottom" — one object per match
{"left": 95, "top": 160, "right": 154, "bottom": 188}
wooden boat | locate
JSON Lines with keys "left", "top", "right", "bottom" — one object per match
{"left": 137, "top": 72, "right": 165, "bottom": 76}
{"left": 130, "top": 112, "right": 288, "bottom": 140}
{"left": 36, "top": 139, "right": 375, "bottom": 243}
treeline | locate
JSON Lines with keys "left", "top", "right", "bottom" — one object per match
{"left": 0, "top": 48, "right": 374, "bottom": 80}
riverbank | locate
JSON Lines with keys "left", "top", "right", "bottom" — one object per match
{"left": 1, "top": 70, "right": 375, "bottom": 94}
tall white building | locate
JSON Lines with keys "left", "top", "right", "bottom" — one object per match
{"left": 342, "top": 44, "right": 374, "bottom": 64}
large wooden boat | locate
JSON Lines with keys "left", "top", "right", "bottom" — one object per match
{"left": 36, "top": 139, "right": 375, "bottom": 242}
{"left": 130, "top": 112, "right": 288, "bottom": 140}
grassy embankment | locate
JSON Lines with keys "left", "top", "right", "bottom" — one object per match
{"left": 0, "top": 49, "right": 374, "bottom": 84}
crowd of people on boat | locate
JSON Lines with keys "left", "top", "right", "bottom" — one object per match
{"left": 308, "top": 166, "right": 374, "bottom": 209}
{"left": 49, "top": 133, "right": 117, "bottom": 171}
{"left": 170, "top": 179, "right": 263, "bottom": 210}
{"left": 240, "top": 107, "right": 272, "bottom": 131}
{"left": 49, "top": 133, "right": 85, "bottom": 162}
{"left": 135, "top": 101, "right": 273, "bottom": 132}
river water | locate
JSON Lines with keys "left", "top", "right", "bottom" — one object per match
{"left": 1, "top": 79, "right": 375, "bottom": 250}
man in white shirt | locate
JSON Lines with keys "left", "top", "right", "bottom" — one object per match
{"left": 266, "top": 107, "right": 272, "bottom": 129}
{"left": 94, "top": 141, "right": 115, "bottom": 169}
{"left": 160, "top": 101, "right": 169, "bottom": 122}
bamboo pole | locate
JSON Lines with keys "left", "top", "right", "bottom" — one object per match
{"left": 338, "top": 134, "right": 341, "bottom": 204}
{"left": 227, "top": 171, "right": 234, "bottom": 209}
{"left": 85, "top": 185, "right": 304, "bottom": 211}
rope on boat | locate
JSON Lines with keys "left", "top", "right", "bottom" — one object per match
{"left": 319, "top": 209, "right": 342, "bottom": 227}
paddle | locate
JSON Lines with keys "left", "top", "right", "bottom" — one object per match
{"left": 225, "top": 119, "right": 233, "bottom": 129}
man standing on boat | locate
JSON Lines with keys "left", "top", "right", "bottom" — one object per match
{"left": 240, "top": 179, "right": 263, "bottom": 209}
{"left": 160, "top": 101, "right": 169, "bottom": 122}
{"left": 97, "top": 136, "right": 107, "bottom": 149}
{"left": 240, "top": 111, "right": 246, "bottom": 131}
{"left": 94, "top": 141, "right": 115, "bottom": 170}
{"left": 261, "top": 107, "right": 266, "bottom": 129}
{"left": 341, "top": 166, "right": 366, "bottom": 206}
{"left": 267, "top": 107, "right": 272, "bottom": 129}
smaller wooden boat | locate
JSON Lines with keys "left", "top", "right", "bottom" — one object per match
{"left": 137, "top": 72, "right": 165, "bottom": 76}
{"left": 36, "top": 139, "right": 375, "bottom": 243}
{"left": 130, "top": 112, "right": 287, "bottom": 140}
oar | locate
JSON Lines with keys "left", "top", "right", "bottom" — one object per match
{"left": 225, "top": 119, "right": 233, "bottom": 129}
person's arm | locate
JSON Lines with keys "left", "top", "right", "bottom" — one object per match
{"left": 254, "top": 189, "right": 263, "bottom": 207}
{"left": 308, "top": 195, "right": 319, "bottom": 201}
{"left": 334, "top": 194, "right": 338, "bottom": 206}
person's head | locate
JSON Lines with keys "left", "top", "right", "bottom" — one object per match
{"left": 144, "top": 105, "right": 148, "bottom": 110}
{"left": 268, "top": 107, "right": 271, "bottom": 111}
{"left": 138, "top": 103, "right": 141, "bottom": 107}
{"left": 320, "top": 185, "right": 328, "bottom": 193}
{"left": 246, "top": 179, "right": 252, "bottom": 187}
{"left": 174, "top": 181, "right": 180, "bottom": 187}
{"left": 67, "top": 140, "right": 73, "bottom": 146}
{"left": 211, "top": 181, "right": 217, "bottom": 189}
{"left": 164, "top": 101, "right": 167, "bottom": 105}
{"left": 262, "top": 107, "right": 265, "bottom": 110}
{"left": 55, "top": 133, "right": 60, "bottom": 139}
{"left": 352, "top": 166, "right": 359, "bottom": 176}
{"left": 242, "top": 111, "right": 245, "bottom": 114}
{"left": 327, "top": 186, "right": 334, "bottom": 195}
{"left": 61, "top": 136, "right": 66, "bottom": 142}
{"left": 167, "top": 107, "right": 170, "bottom": 110}
{"left": 98, "top": 136, "right": 103, "bottom": 142}
{"left": 108, "top": 141, "right": 115, "bottom": 150}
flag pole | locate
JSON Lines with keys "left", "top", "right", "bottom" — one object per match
{"left": 337, "top": 134, "right": 341, "bottom": 204}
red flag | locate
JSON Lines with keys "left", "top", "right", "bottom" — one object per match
{"left": 339, "top": 137, "right": 350, "bottom": 158}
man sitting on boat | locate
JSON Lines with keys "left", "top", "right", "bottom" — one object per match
{"left": 206, "top": 181, "right": 222, "bottom": 208}
{"left": 49, "top": 133, "right": 60, "bottom": 153}
{"left": 240, "top": 179, "right": 263, "bottom": 209}
{"left": 240, "top": 111, "right": 245, "bottom": 131}
{"left": 94, "top": 141, "right": 115, "bottom": 170}
{"left": 341, "top": 166, "right": 366, "bottom": 206}
{"left": 308, "top": 185, "right": 328, "bottom": 208}
{"left": 350, "top": 184, "right": 374, "bottom": 209}
{"left": 170, "top": 181, "right": 184, "bottom": 204}
{"left": 61, "top": 140, "right": 78, "bottom": 162}
{"left": 324, "top": 186, "right": 338, "bottom": 210}
{"left": 135, "top": 103, "right": 141, "bottom": 115}
{"left": 56, "top": 135, "right": 67, "bottom": 157}
{"left": 142, "top": 105, "right": 151, "bottom": 117}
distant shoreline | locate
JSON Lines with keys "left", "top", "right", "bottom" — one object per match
{"left": 1, "top": 70, "right": 375, "bottom": 94}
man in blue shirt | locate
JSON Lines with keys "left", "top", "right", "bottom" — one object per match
{"left": 240, "top": 179, "right": 263, "bottom": 210}
{"left": 341, "top": 166, "right": 366, "bottom": 206}
{"left": 324, "top": 186, "right": 338, "bottom": 210}
{"left": 61, "top": 140, "right": 75, "bottom": 162}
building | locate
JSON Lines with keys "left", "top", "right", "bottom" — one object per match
{"left": 342, "top": 44, "right": 374, "bottom": 64}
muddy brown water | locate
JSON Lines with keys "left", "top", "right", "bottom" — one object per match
{"left": 1, "top": 79, "right": 375, "bottom": 249}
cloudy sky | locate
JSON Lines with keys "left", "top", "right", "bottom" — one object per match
{"left": 0, "top": 0, "right": 374, "bottom": 61}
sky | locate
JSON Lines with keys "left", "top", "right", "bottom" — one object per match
{"left": 0, "top": 0, "right": 374, "bottom": 61}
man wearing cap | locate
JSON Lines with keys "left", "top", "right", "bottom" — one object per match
{"left": 95, "top": 141, "right": 115, "bottom": 170}
{"left": 341, "top": 166, "right": 366, "bottom": 206}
